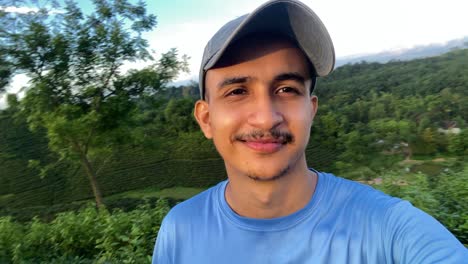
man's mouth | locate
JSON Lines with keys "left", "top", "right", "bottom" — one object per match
{"left": 234, "top": 130, "right": 293, "bottom": 153}
{"left": 242, "top": 139, "right": 284, "bottom": 153}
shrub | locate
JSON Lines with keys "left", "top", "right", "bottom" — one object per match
{"left": 0, "top": 217, "right": 24, "bottom": 262}
{"left": 2, "top": 198, "right": 170, "bottom": 263}
{"left": 375, "top": 168, "right": 468, "bottom": 245}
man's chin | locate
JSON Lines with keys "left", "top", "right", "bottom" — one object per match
{"left": 246, "top": 165, "right": 290, "bottom": 182}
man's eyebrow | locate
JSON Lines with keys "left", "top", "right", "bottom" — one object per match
{"left": 274, "top": 72, "right": 306, "bottom": 84}
{"left": 217, "top": 76, "right": 251, "bottom": 89}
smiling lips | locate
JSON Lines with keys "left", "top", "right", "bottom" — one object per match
{"left": 241, "top": 138, "right": 286, "bottom": 153}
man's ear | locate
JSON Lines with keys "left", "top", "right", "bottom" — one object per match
{"left": 310, "top": 95, "right": 318, "bottom": 121}
{"left": 194, "top": 100, "right": 213, "bottom": 139}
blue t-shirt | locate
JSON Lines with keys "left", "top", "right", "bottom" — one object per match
{"left": 152, "top": 171, "right": 467, "bottom": 263}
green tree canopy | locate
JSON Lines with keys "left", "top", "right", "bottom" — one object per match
{"left": 0, "top": 0, "right": 188, "bottom": 207}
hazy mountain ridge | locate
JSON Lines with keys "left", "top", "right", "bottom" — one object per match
{"left": 167, "top": 36, "right": 468, "bottom": 88}
{"left": 336, "top": 36, "right": 468, "bottom": 67}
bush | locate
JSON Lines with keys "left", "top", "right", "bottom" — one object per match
{"left": 375, "top": 167, "right": 468, "bottom": 245}
{"left": 0, "top": 217, "right": 24, "bottom": 262}
{"left": 0, "top": 198, "right": 170, "bottom": 263}
{"left": 432, "top": 167, "right": 468, "bottom": 244}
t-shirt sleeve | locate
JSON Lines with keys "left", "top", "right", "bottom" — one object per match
{"left": 152, "top": 215, "right": 175, "bottom": 264}
{"left": 384, "top": 200, "right": 468, "bottom": 263}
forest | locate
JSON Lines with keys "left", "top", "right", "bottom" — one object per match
{"left": 0, "top": 0, "right": 466, "bottom": 262}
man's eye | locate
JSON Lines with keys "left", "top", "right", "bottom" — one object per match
{"left": 227, "top": 88, "right": 247, "bottom": 96}
{"left": 277, "top": 87, "right": 299, "bottom": 94}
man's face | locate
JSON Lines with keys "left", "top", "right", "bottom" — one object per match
{"left": 194, "top": 37, "right": 318, "bottom": 181}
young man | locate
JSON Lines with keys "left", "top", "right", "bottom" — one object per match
{"left": 153, "top": 0, "right": 467, "bottom": 263}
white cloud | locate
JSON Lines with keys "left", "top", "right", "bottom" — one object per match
{"left": 0, "top": 97, "right": 6, "bottom": 109}
{"left": 0, "top": 74, "right": 29, "bottom": 109}
{"left": 0, "top": 6, "right": 39, "bottom": 13}
{"left": 0, "top": 5, "right": 64, "bottom": 14}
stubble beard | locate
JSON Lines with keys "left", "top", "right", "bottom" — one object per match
{"left": 246, "top": 164, "right": 291, "bottom": 182}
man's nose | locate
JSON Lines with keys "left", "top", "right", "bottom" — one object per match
{"left": 247, "top": 93, "right": 284, "bottom": 130}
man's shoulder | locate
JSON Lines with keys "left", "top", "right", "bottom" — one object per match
{"left": 163, "top": 181, "right": 225, "bottom": 224}
{"left": 320, "top": 172, "right": 399, "bottom": 201}
{"left": 318, "top": 171, "right": 403, "bottom": 216}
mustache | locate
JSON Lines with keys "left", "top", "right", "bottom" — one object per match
{"left": 233, "top": 129, "right": 294, "bottom": 144}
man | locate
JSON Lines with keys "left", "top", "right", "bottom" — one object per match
{"left": 152, "top": 0, "right": 467, "bottom": 263}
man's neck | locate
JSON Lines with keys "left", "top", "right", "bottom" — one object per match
{"left": 224, "top": 162, "right": 317, "bottom": 219}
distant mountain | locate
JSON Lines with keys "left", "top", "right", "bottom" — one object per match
{"left": 167, "top": 36, "right": 468, "bottom": 88}
{"left": 170, "top": 77, "right": 197, "bottom": 87}
{"left": 336, "top": 36, "right": 468, "bottom": 67}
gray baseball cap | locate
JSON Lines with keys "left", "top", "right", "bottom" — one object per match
{"left": 199, "top": 0, "right": 335, "bottom": 99}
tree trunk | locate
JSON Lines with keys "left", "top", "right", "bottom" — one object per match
{"left": 80, "top": 153, "right": 104, "bottom": 208}
{"left": 404, "top": 144, "right": 413, "bottom": 160}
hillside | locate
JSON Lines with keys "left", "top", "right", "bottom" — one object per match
{"left": 0, "top": 48, "right": 467, "bottom": 217}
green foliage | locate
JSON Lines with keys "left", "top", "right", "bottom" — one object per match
{"left": 2, "top": 49, "right": 467, "bottom": 214}
{"left": 164, "top": 98, "right": 199, "bottom": 134}
{"left": 342, "top": 166, "right": 377, "bottom": 181}
{"left": 1, "top": 47, "right": 467, "bottom": 243}
{"left": 0, "top": 0, "right": 187, "bottom": 207}
{"left": 338, "top": 130, "right": 374, "bottom": 163}
{"left": 374, "top": 166, "right": 468, "bottom": 245}
{"left": 432, "top": 166, "right": 468, "bottom": 244}
{"left": 315, "top": 50, "right": 468, "bottom": 163}
{"left": 377, "top": 172, "right": 440, "bottom": 215}
{"left": 107, "top": 186, "right": 205, "bottom": 201}
{"left": 447, "top": 130, "right": 468, "bottom": 155}
{"left": 0, "top": 199, "right": 170, "bottom": 262}
{"left": 0, "top": 1, "right": 465, "bottom": 258}
{"left": 0, "top": 217, "right": 23, "bottom": 262}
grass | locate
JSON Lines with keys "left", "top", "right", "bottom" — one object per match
{"left": 0, "top": 193, "right": 14, "bottom": 207}
{"left": 410, "top": 163, "right": 445, "bottom": 176}
{"left": 397, "top": 156, "right": 462, "bottom": 175}
{"left": 0, "top": 187, "right": 207, "bottom": 222}
{"left": 106, "top": 186, "right": 206, "bottom": 201}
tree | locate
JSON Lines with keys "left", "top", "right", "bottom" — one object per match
{"left": 0, "top": 0, "right": 187, "bottom": 207}
{"left": 164, "top": 98, "right": 198, "bottom": 135}
{"left": 447, "top": 131, "right": 467, "bottom": 156}
{"left": 315, "top": 112, "right": 340, "bottom": 149}
{"left": 338, "top": 130, "right": 372, "bottom": 164}
{"left": 420, "top": 128, "right": 437, "bottom": 155}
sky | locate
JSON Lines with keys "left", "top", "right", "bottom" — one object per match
{"left": 1, "top": 0, "right": 468, "bottom": 108}
{"left": 146, "top": 0, "right": 468, "bottom": 80}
